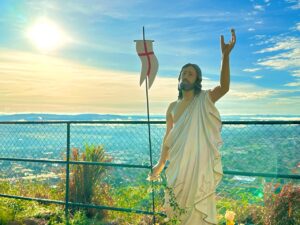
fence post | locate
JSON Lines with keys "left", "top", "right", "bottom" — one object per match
{"left": 65, "top": 122, "right": 71, "bottom": 224}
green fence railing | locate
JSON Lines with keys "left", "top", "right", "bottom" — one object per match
{"left": 0, "top": 120, "right": 299, "bottom": 224}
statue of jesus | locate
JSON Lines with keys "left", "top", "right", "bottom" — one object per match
{"left": 147, "top": 29, "right": 236, "bottom": 224}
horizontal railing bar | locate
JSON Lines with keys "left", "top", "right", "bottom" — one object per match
{"left": 0, "top": 193, "right": 66, "bottom": 205}
{"left": 0, "top": 157, "right": 151, "bottom": 168}
{"left": 0, "top": 121, "right": 162, "bottom": 124}
{"left": 69, "top": 161, "right": 150, "bottom": 168}
{"left": 0, "top": 120, "right": 299, "bottom": 125}
{"left": 68, "top": 202, "right": 166, "bottom": 217}
{"left": 0, "top": 194, "right": 166, "bottom": 217}
{"left": 0, "top": 157, "right": 298, "bottom": 179}
{"left": 225, "top": 170, "right": 300, "bottom": 179}
{"left": 222, "top": 120, "right": 300, "bottom": 125}
{"left": 0, "top": 158, "right": 66, "bottom": 164}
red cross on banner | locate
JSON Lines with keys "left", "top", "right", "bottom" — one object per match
{"left": 135, "top": 40, "right": 159, "bottom": 89}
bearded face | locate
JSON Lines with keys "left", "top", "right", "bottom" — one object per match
{"left": 178, "top": 79, "right": 196, "bottom": 91}
{"left": 177, "top": 64, "right": 203, "bottom": 99}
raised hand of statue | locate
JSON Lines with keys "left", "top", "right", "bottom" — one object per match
{"left": 221, "top": 28, "right": 236, "bottom": 57}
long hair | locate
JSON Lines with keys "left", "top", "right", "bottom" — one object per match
{"left": 177, "top": 63, "right": 202, "bottom": 100}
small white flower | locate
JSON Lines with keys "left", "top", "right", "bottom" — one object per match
{"left": 163, "top": 217, "right": 170, "bottom": 222}
{"left": 225, "top": 210, "right": 236, "bottom": 221}
{"left": 146, "top": 174, "right": 162, "bottom": 182}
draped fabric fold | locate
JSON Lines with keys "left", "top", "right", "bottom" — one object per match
{"left": 163, "top": 89, "right": 224, "bottom": 225}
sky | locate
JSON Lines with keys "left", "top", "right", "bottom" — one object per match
{"left": 0, "top": 0, "right": 299, "bottom": 116}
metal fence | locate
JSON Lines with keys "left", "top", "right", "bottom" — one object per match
{"left": 0, "top": 120, "right": 299, "bottom": 224}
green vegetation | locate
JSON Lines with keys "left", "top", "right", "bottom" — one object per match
{"left": 0, "top": 144, "right": 299, "bottom": 224}
{"left": 65, "top": 143, "right": 113, "bottom": 219}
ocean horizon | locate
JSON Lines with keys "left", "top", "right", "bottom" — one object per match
{"left": 0, "top": 113, "right": 300, "bottom": 122}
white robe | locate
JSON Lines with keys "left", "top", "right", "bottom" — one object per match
{"left": 163, "top": 89, "right": 224, "bottom": 225}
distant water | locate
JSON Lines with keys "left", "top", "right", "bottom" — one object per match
{"left": 0, "top": 113, "right": 299, "bottom": 188}
{"left": 0, "top": 113, "right": 299, "bottom": 121}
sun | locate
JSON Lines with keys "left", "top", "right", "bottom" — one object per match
{"left": 27, "top": 18, "right": 66, "bottom": 52}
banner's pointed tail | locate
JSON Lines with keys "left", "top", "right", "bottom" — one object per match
{"left": 135, "top": 40, "right": 159, "bottom": 89}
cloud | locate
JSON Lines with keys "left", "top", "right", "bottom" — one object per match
{"left": 254, "top": 37, "right": 299, "bottom": 53}
{"left": 253, "top": 35, "right": 300, "bottom": 70}
{"left": 228, "top": 88, "right": 277, "bottom": 100}
{"left": 248, "top": 28, "right": 255, "bottom": 32}
{"left": 246, "top": 1, "right": 270, "bottom": 21}
{"left": 284, "top": 78, "right": 300, "bottom": 86}
{"left": 243, "top": 68, "right": 261, "bottom": 72}
{"left": 255, "top": 20, "right": 263, "bottom": 24}
{"left": 291, "top": 69, "right": 300, "bottom": 77}
{"left": 296, "top": 22, "right": 300, "bottom": 31}
{"left": 285, "top": 0, "right": 300, "bottom": 10}
{"left": 253, "top": 34, "right": 267, "bottom": 40}
{"left": 0, "top": 49, "right": 218, "bottom": 114}
{"left": 247, "top": 11, "right": 258, "bottom": 16}
{"left": 217, "top": 82, "right": 300, "bottom": 115}
{"left": 226, "top": 83, "right": 299, "bottom": 105}
{"left": 156, "top": 11, "right": 236, "bottom": 21}
{"left": 256, "top": 48, "right": 300, "bottom": 69}
{"left": 0, "top": 49, "right": 162, "bottom": 114}
{"left": 25, "top": 0, "right": 142, "bottom": 20}
{"left": 254, "top": 4, "right": 265, "bottom": 11}
{"left": 253, "top": 32, "right": 300, "bottom": 89}
{"left": 25, "top": 0, "right": 238, "bottom": 23}
{"left": 2, "top": 49, "right": 297, "bottom": 115}
{"left": 253, "top": 75, "right": 263, "bottom": 79}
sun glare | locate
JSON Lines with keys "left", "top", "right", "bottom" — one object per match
{"left": 27, "top": 18, "right": 66, "bottom": 52}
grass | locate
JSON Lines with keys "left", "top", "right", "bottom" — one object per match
{"left": 0, "top": 144, "right": 299, "bottom": 224}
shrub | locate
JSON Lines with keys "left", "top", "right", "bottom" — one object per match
{"left": 0, "top": 205, "right": 14, "bottom": 224}
{"left": 264, "top": 181, "right": 300, "bottom": 225}
{"left": 64, "top": 144, "right": 114, "bottom": 219}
